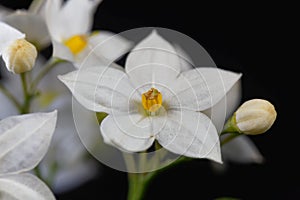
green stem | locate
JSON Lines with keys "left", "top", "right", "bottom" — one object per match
{"left": 220, "top": 133, "right": 241, "bottom": 146}
{"left": 0, "top": 84, "right": 22, "bottom": 112}
{"left": 127, "top": 172, "right": 154, "bottom": 200}
{"left": 20, "top": 73, "right": 32, "bottom": 114}
{"left": 30, "top": 58, "right": 64, "bottom": 93}
{"left": 221, "top": 114, "right": 240, "bottom": 135}
{"left": 20, "top": 73, "right": 28, "bottom": 99}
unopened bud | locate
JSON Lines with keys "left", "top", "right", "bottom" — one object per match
{"left": 2, "top": 38, "right": 37, "bottom": 74}
{"left": 223, "top": 99, "right": 277, "bottom": 135}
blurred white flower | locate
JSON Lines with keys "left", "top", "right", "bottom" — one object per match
{"left": 45, "top": 0, "right": 132, "bottom": 67}
{"left": 0, "top": 111, "right": 57, "bottom": 200}
{"left": 59, "top": 31, "right": 242, "bottom": 163}
{"left": 1, "top": 2, "right": 50, "bottom": 50}
{"left": 0, "top": 58, "right": 101, "bottom": 193}
{"left": 0, "top": 22, "right": 37, "bottom": 74}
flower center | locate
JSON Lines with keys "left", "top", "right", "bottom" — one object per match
{"left": 63, "top": 35, "right": 88, "bottom": 55}
{"left": 142, "top": 88, "right": 162, "bottom": 113}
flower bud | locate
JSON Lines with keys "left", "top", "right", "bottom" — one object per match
{"left": 222, "top": 99, "right": 277, "bottom": 135}
{"left": 235, "top": 99, "right": 277, "bottom": 135}
{"left": 2, "top": 38, "right": 37, "bottom": 74}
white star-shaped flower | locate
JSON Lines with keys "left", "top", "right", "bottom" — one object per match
{"left": 59, "top": 31, "right": 242, "bottom": 163}
{"left": 1, "top": 2, "right": 50, "bottom": 50}
{"left": 45, "top": 0, "right": 132, "bottom": 67}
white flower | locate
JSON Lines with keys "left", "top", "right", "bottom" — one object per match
{"left": 0, "top": 59, "right": 101, "bottom": 193}
{"left": 45, "top": 0, "right": 132, "bottom": 67}
{"left": 59, "top": 31, "right": 242, "bottom": 163}
{"left": 1, "top": 2, "right": 50, "bottom": 50}
{"left": 0, "top": 22, "right": 37, "bottom": 74}
{"left": 0, "top": 111, "right": 57, "bottom": 200}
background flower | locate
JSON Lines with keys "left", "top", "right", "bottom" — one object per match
{"left": 45, "top": 0, "right": 132, "bottom": 67}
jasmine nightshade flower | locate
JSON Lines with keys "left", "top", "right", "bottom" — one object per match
{"left": 0, "top": 111, "right": 57, "bottom": 200}
{"left": 0, "top": 22, "right": 37, "bottom": 74}
{"left": 59, "top": 31, "right": 242, "bottom": 163}
{"left": 1, "top": 2, "right": 50, "bottom": 50}
{"left": 45, "top": 0, "right": 132, "bottom": 67}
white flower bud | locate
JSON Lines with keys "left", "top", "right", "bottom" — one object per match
{"left": 235, "top": 99, "right": 277, "bottom": 135}
{"left": 2, "top": 38, "right": 37, "bottom": 74}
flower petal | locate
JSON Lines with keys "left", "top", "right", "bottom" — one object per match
{"left": 125, "top": 30, "right": 181, "bottom": 88}
{"left": 221, "top": 135, "right": 264, "bottom": 164}
{"left": 88, "top": 31, "right": 133, "bottom": 62}
{"left": 0, "top": 173, "right": 55, "bottom": 200}
{"left": 0, "top": 111, "right": 57, "bottom": 175}
{"left": 4, "top": 11, "right": 50, "bottom": 49}
{"left": 100, "top": 115, "right": 155, "bottom": 152}
{"left": 167, "top": 67, "right": 242, "bottom": 112}
{"left": 52, "top": 39, "right": 74, "bottom": 61}
{"left": 58, "top": 67, "right": 138, "bottom": 113}
{"left": 45, "top": 0, "right": 63, "bottom": 41}
{"left": 47, "top": 0, "right": 102, "bottom": 40}
{"left": 203, "top": 78, "right": 242, "bottom": 133}
{"left": 156, "top": 110, "right": 221, "bottom": 163}
{"left": 173, "top": 43, "right": 195, "bottom": 72}
{"left": 0, "top": 22, "right": 25, "bottom": 54}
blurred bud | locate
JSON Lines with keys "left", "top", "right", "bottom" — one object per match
{"left": 223, "top": 99, "right": 277, "bottom": 135}
{"left": 2, "top": 38, "right": 37, "bottom": 74}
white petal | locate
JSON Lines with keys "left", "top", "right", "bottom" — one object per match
{"left": 125, "top": 30, "right": 181, "bottom": 87}
{"left": 58, "top": 67, "right": 138, "bottom": 113}
{"left": 109, "top": 111, "right": 153, "bottom": 139}
{"left": 0, "top": 173, "right": 55, "bottom": 200}
{"left": 0, "top": 22, "right": 25, "bottom": 54}
{"left": 45, "top": 0, "right": 63, "bottom": 41}
{"left": 100, "top": 115, "right": 155, "bottom": 152}
{"left": 203, "top": 78, "right": 242, "bottom": 133}
{"left": 88, "top": 31, "right": 133, "bottom": 62}
{"left": 58, "top": 0, "right": 102, "bottom": 39}
{"left": 52, "top": 39, "right": 74, "bottom": 61}
{"left": 222, "top": 135, "right": 264, "bottom": 164}
{"left": 167, "top": 67, "right": 242, "bottom": 112}
{"left": 4, "top": 11, "right": 50, "bottom": 49}
{"left": 156, "top": 110, "right": 221, "bottom": 163}
{"left": 0, "top": 111, "right": 57, "bottom": 175}
{"left": 173, "top": 43, "right": 195, "bottom": 72}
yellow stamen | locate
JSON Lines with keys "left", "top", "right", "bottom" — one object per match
{"left": 63, "top": 35, "right": 88, "bottom": 55}
{"left": 142, "top": 88, "right": 162, "bottom": 113}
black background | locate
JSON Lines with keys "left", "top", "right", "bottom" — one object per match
{"left": 0, "top": 0, "right": 296, "bottom": 199}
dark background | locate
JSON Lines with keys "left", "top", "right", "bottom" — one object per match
{"left": 0, "top": 0, "right": 295, "bottom": 199}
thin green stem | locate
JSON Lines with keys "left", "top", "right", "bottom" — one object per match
{"left": 20, "top": 73, "right": 32, "bottom": 114}
{"left": 0, "top": 84, "right": 22, "bottom": 112}
{"left": 30, "top": 58, "right": 64, "bottom": 93}
{"left": 20, "top": 73, "right": 28, "bottom": 100}
{"left": 220, "top": 133, "right": 241, "bottom": 146}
